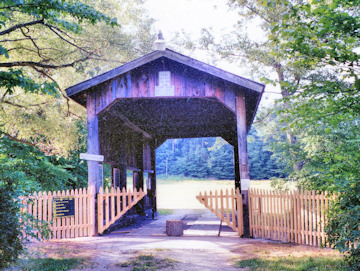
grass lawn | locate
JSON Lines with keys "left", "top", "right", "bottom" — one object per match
{"left": 156, "top": 178, "right": 296, "bottom": 209}
{"left": 234, "top": 256, "right": 347, "bottom": 270}
{"left": 10, "top": 257, "right": 84, "bottom": 271}
{"left": 118, "top": 253, "right": 178, "bottom": 271}
{"left": 157, "top": 178, "right": 297, "bottom": 189}
{"left": 13, "top": 250, "right": 346, "bottom": 271}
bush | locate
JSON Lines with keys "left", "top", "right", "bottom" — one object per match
{"left": 326, "top": 193, "right": 360, "bottom": 270}
{"left": 0, "top": 184, "right": 23, "bottom": 268}
{"left": 0, "top": 135, "right": 83, "bottom": 268}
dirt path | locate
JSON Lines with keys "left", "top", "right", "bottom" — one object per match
{"left": 25, "top": 212, "right": 340, "bottom": 270}
{"left": 26, "top": 235, "right": 340, "bottom": 270}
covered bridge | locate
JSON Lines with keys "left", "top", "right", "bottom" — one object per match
{"left": 66, "top": 44, "right": 264, "bottom": 217}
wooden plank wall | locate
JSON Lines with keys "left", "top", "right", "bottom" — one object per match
{"left": 129, "top": 60, "right": 237, "bottom": 111}
{"left": 143, "top": 143, "right": 151, "bottom": 171}
{"left": 92, "top": 59, "right": 238, "bottom": 116}
{"left": 248, "top": 189, "right": 332, "bottom": 247}
{"left": 21, "top": 188, "right": 95, "bottom": 240}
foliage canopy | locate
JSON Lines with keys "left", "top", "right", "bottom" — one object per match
{"left": 261, "top": 0, "right": 360, "bottom": 268}
{"left": 0, "top": 0, "right": 156, "bottom": 267}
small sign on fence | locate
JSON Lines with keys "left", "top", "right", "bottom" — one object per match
{"left": 53, "top": 196, "right": 75, "bottom": 218}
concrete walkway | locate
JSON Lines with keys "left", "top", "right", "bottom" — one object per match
{"left": 109, "top": 209, "right": 238, "bottom": 238}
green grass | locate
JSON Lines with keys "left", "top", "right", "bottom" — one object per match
{"left": 155, "top": 177, "right": 299, "bottom": 190}
{"left": 157, "top": 209, "right": 174, "bottom": 215}
{"left": 234, "top": 256, "right": 347, "bottom": 270}
{"left": 12, "top": 257, "right": 84, "bottom": 271}
{"left": 118, "top": 253, "right": 178, "bottom": 271}
{"left": 156, "top": 175, "right": 223, "bottom": 183}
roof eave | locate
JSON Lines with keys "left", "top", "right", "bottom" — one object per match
{"left": 65, "top": 49, "right": 264, "bottom": 97}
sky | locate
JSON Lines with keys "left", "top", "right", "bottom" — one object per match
{"left": 144, "top": 0, "right": 238, "bottom": 38}
{"left": 144, "top": 0, "right": 281, "bottom": 105}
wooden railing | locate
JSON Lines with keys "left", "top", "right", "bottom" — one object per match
{"left": 248, "top": 189, "right": 332, "bottom": 247}
{"left": 196, "top": 188, "right": 244, "bottom": 236}
{"left": 97, "top": 187, "right": 146, "bottom": 235}
{"left": 22, "top": 188, "right": 95, "bottom": 240}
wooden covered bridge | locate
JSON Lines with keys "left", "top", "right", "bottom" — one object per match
{"left": 65, "top": 41, "right": 264, "bottom": 233}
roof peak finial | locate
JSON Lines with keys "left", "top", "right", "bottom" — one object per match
{"left": 154, "top": 30, "right": 166, "bottom": 51}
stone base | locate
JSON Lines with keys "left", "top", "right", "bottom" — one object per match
{"left": 166, "top": 220, "right": 183, "bottom": 236}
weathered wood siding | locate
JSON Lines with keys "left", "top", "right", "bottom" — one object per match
{"left": 91, "top": 59, "right": 239, "bottom": 116}
{"left": 98, "top": 116, "right": 152, "bottom": 170}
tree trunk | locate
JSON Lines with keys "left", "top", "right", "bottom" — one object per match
{"left": 275, "top": 63, "right": 303, "bottom": 172}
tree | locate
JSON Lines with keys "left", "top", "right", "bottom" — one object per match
{"left": 0, "top": 134, "right": 87, "bottom": 268}
{"left": 155, "top": 136, "right": 284, "bottom": 180}
{"left": 156, "top": 138, "right": 213, "bottom": 178}
{"left": 183, "top": 0, "right": 315, "bottom": 173}
{"left": 0, "top": 0, "right": 125, "bottom": 267}
{"left": 187, "top": 0, "right": 358, "bottom": 266}
{"left": 0, "top": 0, "right": 155, "bottom": 156}
{"left": 208, "top": 138, "right": 234, "bottom": 180}
{"left": 247, "top": 127, "right": 286, "bottom": 180}
{"left": 0, "top": 0, "right": 118, "bottom": 92}
{"left": 0, "top": 0, "right": 114, "bottom": 154}
{"left": 264, "top": 0, "right": 360, "bottom": 268}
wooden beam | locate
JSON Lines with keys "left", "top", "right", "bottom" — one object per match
{"left": 153, "top": 124, "right": 235, "bottom": 140}
{"left": 127, "top": 166, "right": 141, "bottom": 172}
{"left": 87, "top": 92, "right": 101, "bottom": 193}
{"left": 233, "top": 139, "right": 240, "bottom": 189}
{"left": 135, "top": 141, "right": 145, "bottom": 215}
{"left": 235, "top": 93, "right": 250, "bottom": 194}
{"left": 112, "top": 167, "right": 121, "bottom": 188}
{"left": 155, "top": 138, "right": 167, "bottom": 149}
{"left": 104, "top": 109, "right": 152, "bottom": 139}
{"left": 163, "top": 50, "right": 264, "bottom": 93}
{"left": 235, "top": 92, "right": 250, "bottom": 237}
{"left": 150, "top": 139, "right": 157, "bottom": 217}
{"left": 86, "top": 92, "right": 100, "bottom": 237}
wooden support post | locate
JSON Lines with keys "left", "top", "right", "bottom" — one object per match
{"left": 233, "top": 139, "right": 241, "bottom": 190}
{"left": 150, "top": 139, "right": 157, "bottom": 218}
{"left": 235, "top": 93, "right": 250, "bottom": 237}
{"left": 136, "top": 141, "right": 144, "bottom": 192}
{"left": 136, "top": 141, "right": 145, "bottom": 215}
{"left": 87, "top": 92, "right": 101, "bottom": 193}
{"left": 119, "top": 164, "right": 127, "bottom": 190}
{"left": 133, "top": 171, "right": 138, "bottom": 191}
{"left": 112, "top": 167, "right": 120, "bottom": 188}
{"left": 86, "top": 92, "right": 100, "bottom": 236}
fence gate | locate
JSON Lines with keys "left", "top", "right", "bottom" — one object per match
{"left": 196, "top": 188, "right": 244, "bottom": 236}
{"left": 97, "top": 187, "right": 145, "bottom": 234}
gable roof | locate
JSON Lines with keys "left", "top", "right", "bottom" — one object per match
{"left": 65, "top": 48, "right": 265, "bottom": 98}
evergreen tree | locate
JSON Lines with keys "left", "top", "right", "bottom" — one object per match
{"left": 156, "top": 136, "right": 284, "bottom": 180}
{"left": 208, "top": 139, "right": 234, "bottom": 180}
{"left": 247, "top": 128, "right": 286, "bottom": 180}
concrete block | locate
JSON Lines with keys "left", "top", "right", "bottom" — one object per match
{"left": 166, "top": 220, "right": 183, "bottom": 236}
